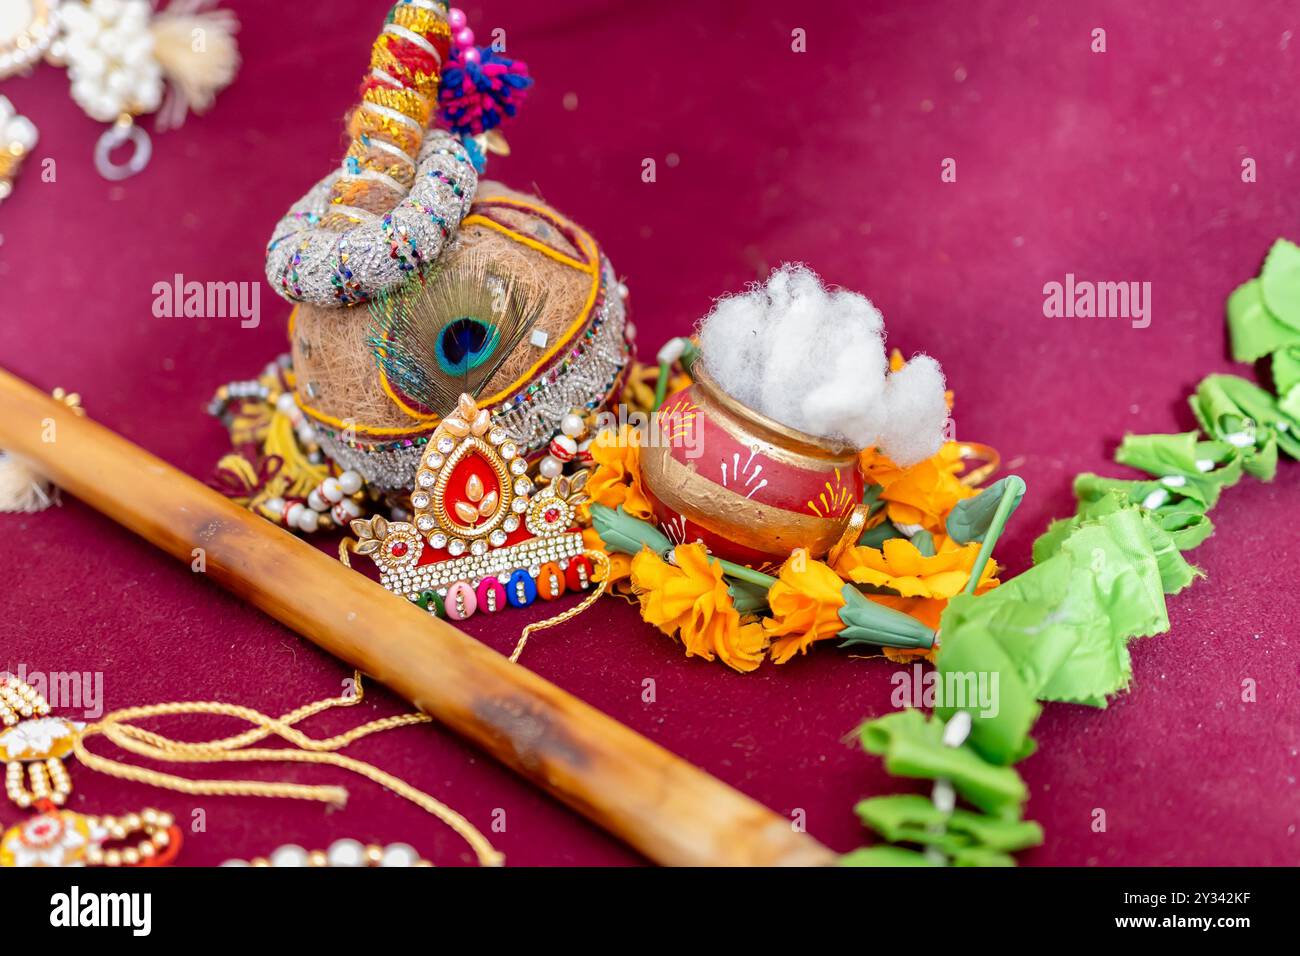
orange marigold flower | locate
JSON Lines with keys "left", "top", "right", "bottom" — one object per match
{"left": 834, "top": 536, "right": 999, "bottom": 661}
{"left": 630, "top": 543, "right": 766, "bottom": 673}
{"left": 858, "top": 441, "right": 976, "bottom": 534}
{"left": 586, "top": 425, "right": 654, "bottom": 521}
{"left": 763, "top": 549, "right": 849, "bottom": 664}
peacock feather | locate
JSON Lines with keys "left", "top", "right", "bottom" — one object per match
{"left": 367, "top": 254, "right": 548, "bottom": 415}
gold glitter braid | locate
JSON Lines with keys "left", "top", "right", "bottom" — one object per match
{"left": 325, "top": 2, "right": 450, "bottom": 217}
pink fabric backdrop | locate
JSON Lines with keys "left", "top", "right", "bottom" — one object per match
{"left": 0, "top": 0, "right": 1295, "bottom": 865}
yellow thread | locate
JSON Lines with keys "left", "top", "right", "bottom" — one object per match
{"left": 510, "top": 551, "right": 610, "bottom": 663}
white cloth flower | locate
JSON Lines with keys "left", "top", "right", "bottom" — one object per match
{"left": 0, "top": 717, "right": 80, "bottom": 759}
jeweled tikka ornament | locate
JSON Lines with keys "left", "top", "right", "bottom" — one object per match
{"left": 351, "top": 392, "right": 597, "bottom": 620}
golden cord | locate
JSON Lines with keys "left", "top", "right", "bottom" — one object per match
{"left": 72, "top": 671, "right": 503, "bottom": 867}
{"left": 511, "top": 550, "right": 611, "bottom": 663}
{"left": 957, "top": 442, "right": 1001, "bottom": 487}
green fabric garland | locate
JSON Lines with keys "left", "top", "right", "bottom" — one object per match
{"left": 846, "top": 240, "right": 1300, "bottom": 866}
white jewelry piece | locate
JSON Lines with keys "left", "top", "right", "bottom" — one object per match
{"left": 220, "top": 839, "right": 432, "bottom": 867}
{"left": 44, "top": 0, "right": 239, "bottom": 181}
{"left": 0, "top": 96, "right": 39, "bottom": 202}
{"left": 0, "top": 0, "right": 62, "bottom": 80}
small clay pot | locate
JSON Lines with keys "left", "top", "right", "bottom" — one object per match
{"left": 640, "top": 364, "right": 864, "bottom": 566}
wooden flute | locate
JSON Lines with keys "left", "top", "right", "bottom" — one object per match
{"left": 0, "top": 367, "right": 835, "bottom": 867}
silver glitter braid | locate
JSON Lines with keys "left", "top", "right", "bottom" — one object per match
{"left": 264, "top": 130, "right": 477, "bottom": 307}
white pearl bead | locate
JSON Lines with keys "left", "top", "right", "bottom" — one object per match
{"left": 320, "top": 477, "right": 344, "bottom": 503}
{"left": 285, "top": 502, "right": 305, "bottom": 526}
{"left": 133, "top": 78, "right": 161, "bottom": 113}
{"left": 269, "top": 844, "right": 309, "bottom": 867}
{"left": 7, "top": 117, "right": 37, "bottom": 151}
{"left": 296, "top": 424, "right": 316, "bottom": 445}
{"left": 380, "top": 843, "right": 419, "bottom": 867}
{"left": 560, "top": 413, "right": 586, "bottom": 439}
{"left": 307, "top": 489, "right": 328, "bottom": 513}
{"left": 296, "top": 508, "right": 320, "bottom": 533}
{"left": 264, "top": 496, "right": 285, "bottom": 518}
{"left": 338, "top": 470, "right": 363, "bottom": 495}
{"left": 326, "top": 838, "right": 366, "bottom": 867}
{"left": 275, "top": 393, "right": 297, "bottom": 414}
{"left": 538, "top": 456, "right": 563, "bottom": 479}
{"left": 332, "top": 499, "right": 362, "bottom": 523}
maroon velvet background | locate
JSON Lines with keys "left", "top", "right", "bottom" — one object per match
{"left": 1, "top": 0, "right": 1296, "bottom": 866}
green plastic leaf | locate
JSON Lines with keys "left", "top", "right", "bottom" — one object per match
{"left": 727, "top": 578, "right": 769, "bottom": 615}
{"left": 1198, "top": 374, "right": 1300, "bottom": 460}
{"left": 837, "top": 584, "right": 935, "bottom": 651}
{"left": 1259, "top": 237, "right": 1300, "bottom": 332}
{"left": 839, "top": 846, "right": 941, "bottom": 867}
{"left": 857, "top": 710, "right": 1028, "bottom": 817}
{"left": 937, "top": 505, "right": 1177, "bottom": 770}
{"left": 855, "top": 794, "right": 1043, "bottom": 854}
{"left": 1189, "top": 375, "right": 1279, "bottom": 479}
{"left": 589, "top": 504, "right": 671, "bottom": 557}
{"left": 946, "top": 477, "right": 1027, "bottom": 544}
{"left": 1113, "top": 432, "right": 1242, "bottom": 508}
{"left": 1075, "top": 470, "right": 1207, "bottom": 512}
{"left": 1274, "top": 348, "right": 1300, "bottom": 419}
{"left": 1227, "top": 278, "right": 1300, "bottom": 362}
{"left": 1274, "top": 346, "right": 1300, "bottom": 396}
{"left": 1034, "top": 495, "right": 1199, "bottom": 595}
{"left": 949, "top": 847, "right": 1018, "bottom": 867}
{"left": 857, "top": 519, "right": 905, "bottom": 549}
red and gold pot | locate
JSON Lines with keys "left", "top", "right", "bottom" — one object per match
{"left": 640, "top": 365, "right": 865, "bottom": 567}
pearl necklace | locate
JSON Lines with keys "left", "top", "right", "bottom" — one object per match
{"left": 221, "top": 839, "right": 430, "bottom": 868}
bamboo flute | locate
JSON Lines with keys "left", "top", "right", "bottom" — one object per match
{"left": 0, "top": 367, "right": 835, "bottom": 867}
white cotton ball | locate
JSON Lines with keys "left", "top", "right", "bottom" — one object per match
{"left": 876, "top": 354, "right": 948, "bottom": 466}
{"left": 695, "top": 263, "right": 947, "bottom": 457}
{"left": 698, "top": 292, "right": 768, "bottom": 411}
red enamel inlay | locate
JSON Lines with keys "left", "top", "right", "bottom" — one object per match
{"left": 565, "top": 555, "right": 593, "bottom": 591}
{"left": 444, "top": 450, "right": 501, "bottom": 528}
